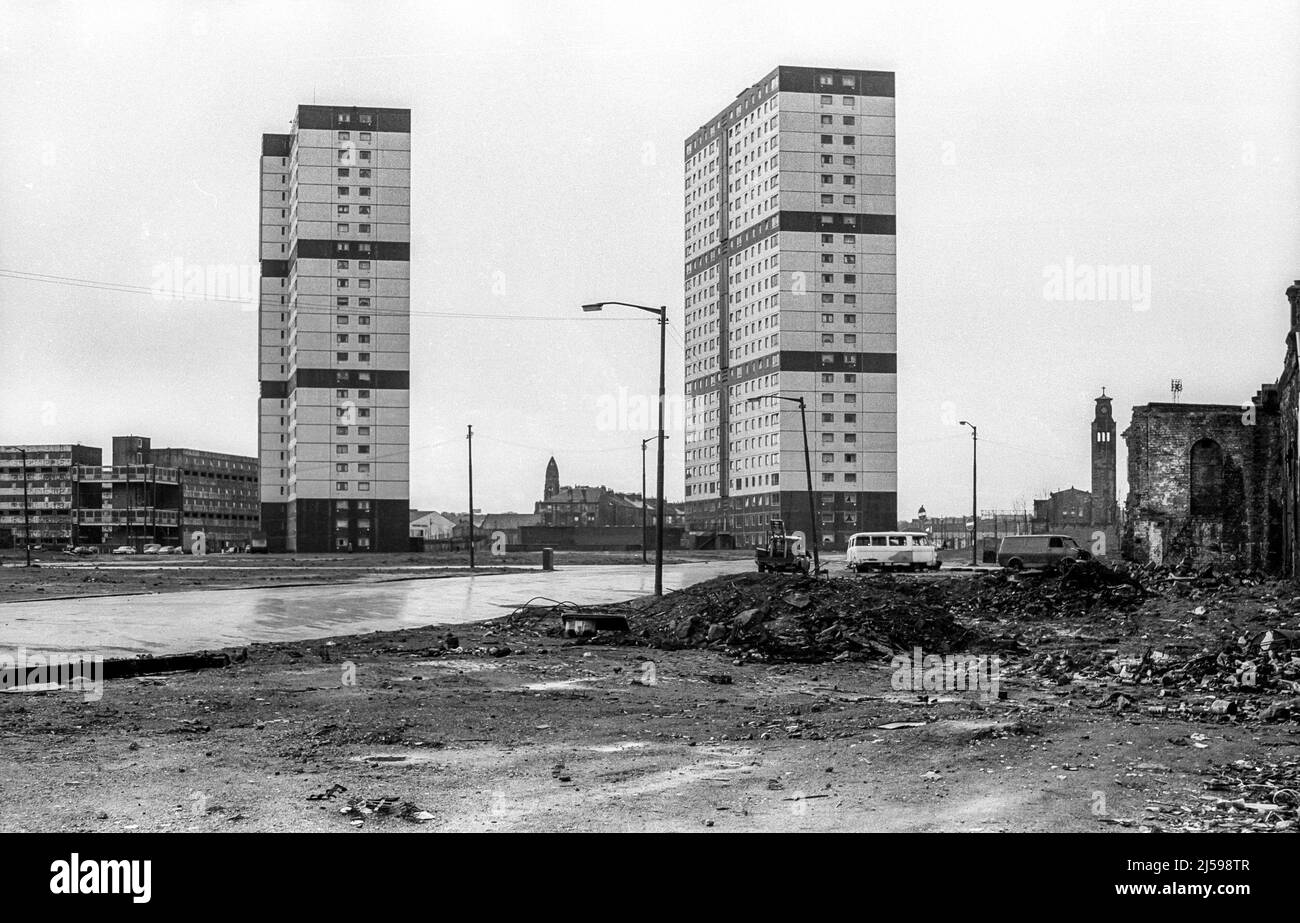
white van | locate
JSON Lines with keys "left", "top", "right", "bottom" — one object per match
{"left": 845, "top": 532, "right": 941, "bottom": 572}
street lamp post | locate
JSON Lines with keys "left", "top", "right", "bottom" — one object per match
{"left": 641, "top": 434, "right": 666, "bottom": 565}
{"left": 583, "top": 301, "right": 667, "bottom": 595}
{"left": 959, "top": 420, "right": 978, "bottom": 566}
{"left": 747, "top": 393, "right": 820, "bottom": 577}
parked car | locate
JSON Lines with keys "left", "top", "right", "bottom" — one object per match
{"left": 143, "top": 544, "right": 163, "bottom": 554}
{"left": 996, "top": 534, "right": 1091, "bottom": 572}
{"left": 845, "top": 531, "right": 941, "bottom": 572}
{"left": 157, "top": 545, "right": 175, "bottom": 555}
{"left": 72, "top": 545, "right": 101, "bottom": 556}
{"left": 111, "top": 546, "right": 137, "bottom": 555}
{"left": 169, "top": 545, "right": 186, "bottom": 554}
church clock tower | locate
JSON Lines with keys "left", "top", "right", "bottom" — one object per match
{"left": 1091, "top": 391, "right": 1117, "bottom": 525}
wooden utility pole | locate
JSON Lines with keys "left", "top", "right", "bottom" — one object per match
{"left": 467, "top": 425, "right": 475, "bottom": 570}
{"left": 797, "top": 397, "right": 821, "bottom": 577}
{"left": 960, "top": 421, "right": 978, "bottom": 565}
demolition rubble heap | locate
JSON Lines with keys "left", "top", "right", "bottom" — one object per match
{"left": 628, "top": 572, "right": 982, "bottom": 661}
{"left": 956, "top": 562, "right": 1300, "bottom": 724}
{"left": 505, "top": 572, "right": 983, "bottom": 662}
{"left": 950, "top": 560, "right": 1151, "bottom": 621}
{"left": 502, "top": 563, "right": 1300, "bottom": 703}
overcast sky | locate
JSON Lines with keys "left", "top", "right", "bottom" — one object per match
{"left": 2, "top": 0, "right": 1297, "bottom": 518}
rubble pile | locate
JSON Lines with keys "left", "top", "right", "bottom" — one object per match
{"left": 1142, "top": 759, "right": 1300, "bottom": 832}
{"left": 500, "top": 573, "right": 982, "bottom": 662}
{"left": 1015, "top": 631, "right": 1300, "bottom": 720}
{"left": 498, "top": 563, "right": 1300, "bottom": 703}
{"left": 953, "top": 560, "right": 1284, "bottom": 624}
{"left": 952, "top": 561, "right": 1150, "bottom": 622}
{"left": 622, "top": 572, "right": 981, "bottom": 662}
{"left": 995, "top": 571, "right": 1300, "bottom": 721}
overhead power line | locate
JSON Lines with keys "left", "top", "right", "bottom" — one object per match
{"left": 0, "top": 268, "right": 669, "bottom": 323}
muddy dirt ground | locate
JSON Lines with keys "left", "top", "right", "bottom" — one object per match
{"left": 1, "top": 568, "right": 1296, "bottom": 832}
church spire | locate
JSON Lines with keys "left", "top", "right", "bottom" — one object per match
{"left": 544, "top": 456, "right": 560, "bottom": 501}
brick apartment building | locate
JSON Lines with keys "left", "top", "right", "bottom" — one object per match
{"left": 0, "top": 435, "right": 257, "bottom": 550}
{"left": 0, "top": 444, "right": 103, "bottom": 546}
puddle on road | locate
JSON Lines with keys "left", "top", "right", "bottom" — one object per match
{"left": 919, "top": 719, "right": 1025, "bottom": 741}
{"left": 412, "top": 660, "right": 500, "bottom": 673}
{"left": 524, "top": 679, "right": 594, "bottom": 691}
{"left": 352, "top": 751, "right": 444, "bottom": 765}
{"left": 590, "top": 755, "right": 755, "bottom": 800}
{"left": 587, "top": 741, "right": 650, "bottom": 753}
{"left": 882, "top": 692, "right": 963, "bottom": 705}
{"left": 2, "top": 682, "right": 67, "bottom": 694}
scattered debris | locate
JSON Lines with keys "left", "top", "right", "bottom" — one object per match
{"left": 166, "top": 719, "right": 211, "bottom": 734}
{"left": 399, "top": 803, "right": 435, "bottom": 823}
{"left": 1144, "top": 759, "right": 1300, "bottom": 831}
{"left": 342, "top": 796, "right": 400, "bottom": 817}
{"left": 561, "top": 612, "right": 631, "bottom": 637}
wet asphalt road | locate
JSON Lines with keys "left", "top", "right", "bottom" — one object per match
{"left": 0, "top": 561, "right": 752, "bottom": 659}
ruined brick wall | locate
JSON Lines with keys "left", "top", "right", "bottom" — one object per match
{"left": 1279, "top": 338, "right": 1299, "bottom": 577}
{"left": 1122, "top": 401, "right": 1280, "bottom": 569}
{"left": 1278, "top": 280, "right": 1300, "bottom": 577}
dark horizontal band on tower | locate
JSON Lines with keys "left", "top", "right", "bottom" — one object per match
{"left": 687, "top": 66, "right": 894, "bottom": 151}
{"left": 686, "top": 211, "right": 895, "bottom": 277}
{"left": 683, "top": 490, "right": 898, "bottom": 529}
{"left": 687, "top": 351, "right": 896, "bottom": 396}
{"left": 263, "top": 133, "right": 290, "bottom": 157}
{"left": 777, "top": 66, "right": 895, "bottom": 98}
{"left": 260, "top": 241, "right": 409, "bottom": 277}
{"left": 260, "top": 369, "right": 410, "bottom": 398}
{"left": 779, "top": 212, "right": 895, "bottom": 235}
{"left": 684, "top": 489, "right": 898, "bottom": 509}
{"left": 295, "top": 106, "right": 411, "bottom": 133}
{"left": 290, "top": 240, "right": 410, "bottom": 262}
{"left": 780, "top": 350, "right": 896, "bottom": 373}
